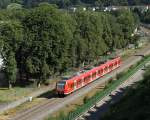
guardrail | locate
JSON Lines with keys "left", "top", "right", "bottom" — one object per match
{"left": 48, "top": 56, "right": 150, "bottom": 120}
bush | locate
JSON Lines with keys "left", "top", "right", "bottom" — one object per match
{"left": 83, "top": 96, "right": 89, "bottom": 104}
{"left": 116, "top": 72, "right": 125, "bottom": 80}
{"left": 44, "top": 80, "right": 50, "bottom": 86}
{"left": 108, "top": 78, "right": 113, "bottom": 84}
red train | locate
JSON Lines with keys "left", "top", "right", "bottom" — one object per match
{"left": 56, "top": 57, "right": 121, "bottom": 96}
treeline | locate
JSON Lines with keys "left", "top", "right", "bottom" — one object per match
{"left": 0, "top": 0, "right": 150, "bottom": 9}
{"left": 0, "top": 4, "right": 138, "bottom": 88}
{"left": 101, "top": 66, "right": 150, "bottom": 120}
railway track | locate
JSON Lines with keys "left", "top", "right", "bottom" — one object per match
{"left": 11, "top": 98, "right": 60, "bottom": 120}
{"left": 10, "top": 44, "right": 150, "bottom": 120}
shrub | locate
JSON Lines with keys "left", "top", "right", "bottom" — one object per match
{"left": 83, "top": 96, "right": 89, "bottom": 104}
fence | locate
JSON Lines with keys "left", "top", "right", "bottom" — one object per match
{"left": 53, "top": 56, "right": 150, "bottom": 120}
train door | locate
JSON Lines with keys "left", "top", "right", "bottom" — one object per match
{"left": 101, "top": 68, "right": 104, "bottom": 76}
{"left": 107, "top": 65, "right": 110, "bottom": 72}
{"left": 74, "top": 80, "right": 77, "bottom": 90}
{"left": 109, "top": 63, "right": 113, "bottom": 71}
{"left": 118, "top": 59, "right": 120, "bottom": 66}
{"left": 77, "top": 79, "right": 81, "bottom": 88}
{"left": 82, "top": 77, "right": 84, "bottom": 86}
{"left": 113, "top": 62, "right": 116, "bottom": 69}
{"left": 112, "top": 62, "right": 114, "bottom": 69}
{"left": 90, "top": 73, "right": 92, "bottom": 81}
{"left": 104, "top": 66, "right": 108, "bottom": 74}
{"left": 116, "top": 61, "right": 118, "bottom": 67}
{"left": 96, "top": 70, "right": 98, "bottom": 78}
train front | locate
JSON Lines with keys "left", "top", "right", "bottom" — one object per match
{"left": 56, "top": 81, "right": 66, "bottom": 96}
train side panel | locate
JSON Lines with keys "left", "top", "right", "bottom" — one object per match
{"left": 58, "top": 57, "right": 121, "bottom": 95}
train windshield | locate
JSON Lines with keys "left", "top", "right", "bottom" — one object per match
{"left": 57, "top": 81, "right": 66, "bottom": 89}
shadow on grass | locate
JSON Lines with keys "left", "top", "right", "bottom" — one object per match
{"left": 0, "top": 88, "right": 9, "bottom": 90}
{"left": 37, "top": 89, "right": 57, "bottom": 99}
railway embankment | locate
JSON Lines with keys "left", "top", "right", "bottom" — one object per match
{"left": 1, "top": 46, "right": 150, "bottom": 120}
{"left": 47, "top": 55, "right": 150, "bottom": 120}
{"left": 101, "top": 65, "right": 150, "bottom": 120}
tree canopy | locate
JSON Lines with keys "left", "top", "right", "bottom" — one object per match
{"left": 0, "top": 4, "right": 139, "bottom": 87}
{"left": 0, "top": 0, "right": 150, "bottom": 9}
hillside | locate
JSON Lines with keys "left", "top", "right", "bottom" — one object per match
{"left": 101, "top": 66, "right": 150, "bottom": 120}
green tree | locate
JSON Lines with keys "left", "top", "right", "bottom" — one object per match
{"left": 0, "top": 20, "right": 23, "bottom": 87}
{"left": 5, "top": 52, "right": 17, "bottom": 89}
{"left": 22, "top": 4, "right": 75, "bottom": 84}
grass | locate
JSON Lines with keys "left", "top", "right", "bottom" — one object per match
{"left": 101, "top": 67, "right": 150, "bottom": 120}
{"left": 0, "top": 42, "right": 148, "bottom": 119}
{"left": 46, "top": 83, "right": 106, "bottom": 120}
{"left": 0, "top": 87, "right": 38, "bottom": 103}
{"left": 0, "top": 97, "right": 47, "bottom": 119}
{"left": 47, "top": 55, "right": 150, "bottom": 120}
{"left": 121, "top": 43, "right": 148, "bottom": 60}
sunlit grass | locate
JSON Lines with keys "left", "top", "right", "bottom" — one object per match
{"left": 0, "top": 87, "right": 37, "bottom": 103}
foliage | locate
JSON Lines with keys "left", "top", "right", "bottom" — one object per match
{"left": 47, "top": 56, "right": 150, "bottom": 120}
{"left": 101, "top": 66, "right": 150, "bottom": 120}
{"left": 83, "top": 96, "right": 89, "bottom": 104}
{"left": 7, "top": 3, "right": 23, "bottom": 10}
{"left": 0, "top": 0, "right": 150, "bottom": 9}
{"left": 0, "top": 19, "right": 23, "bottom": 87}
{"left": 133, "top": 8, "right": 150, "bottom": 24}
{"left": 116, "top": 71, "right": 125, "bottom": 80}
{"left": 5, "top": 52, "right": 17, "bottom": 88}
{"left": 0, "top": 4, "right": 139, "bottom": 87}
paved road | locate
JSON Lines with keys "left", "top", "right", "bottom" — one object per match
{"left": 10, "top": 44, "right": 150, "bottom": 120}
{"left": 77, "top": 69, "right": 145, "bottom": 120}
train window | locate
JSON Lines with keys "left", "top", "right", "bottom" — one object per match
{"left": 84, "top": 77, "right": 88, "bottom": 82}
{"left": 104, "top": 66, "right": 107, "bottom": 71}
{"left": 113, "top": 63, "right": 115, "bottom": 67}
{"left": 57, "top": 81, "right": 66, "bottom": 89}
{"left": 101, "top": 69, "right": 103, "bottom": 74}
{"left": 92, "top": 73, "right": 96, "bottom": 78}
{"left": 98, "top": 70, "right": 101, "bottom": 74}
{"left": 109, "top": 65, "right": 111, "bottom": 69}
{"left": 109, "top": 64, "right": 113, "bottom": 69}
{"left": 88, "top": 76, "right": 91, "bottom": 80}
{"left": 77, "top": 79, "right": 81, "bottom": 85}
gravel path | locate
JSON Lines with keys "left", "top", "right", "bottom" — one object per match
{"left": 10, "top": 44, "right": 150, "bottom": 120}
